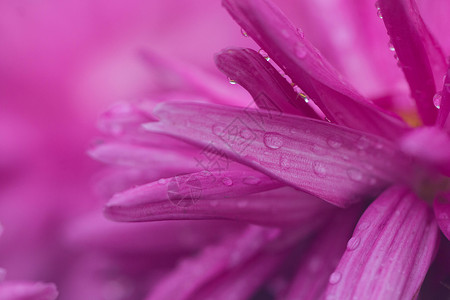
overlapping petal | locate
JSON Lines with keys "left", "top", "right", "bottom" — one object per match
{"left": 222, "top": 0, "right": 410, "bottom": 140}
{"left": 215, "top": 48, "right": 318, "bottom": 118}
{"left": 145, "top": 101, "right": 412, "bottom": 207}
{"left": 377, "top": 0, "right": 447, "bottom": 124}
{"left": 434, "top": 192, "right": 450, "bottom": 240}
{"left": 325, "top": 186, "right": 439, "bottom": 300}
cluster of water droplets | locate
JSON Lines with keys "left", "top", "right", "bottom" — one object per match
{"left": 375, "top": 1, "right": 383, "bottom": 19}
{"left": 258, "top": 49, "right": 270, "bottom": 61}
{"left": 433, "top": 92, "right": 442, "bottom": 109}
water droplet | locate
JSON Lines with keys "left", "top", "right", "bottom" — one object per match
{"left": 433, "top": 92, "right": 442, "bottom": 109}
{"left": 327, "top": 135, "right": 343, "bottom": 149}
{"left": 375, "top": 2, "right": 383, "bottom": 19}
{"left": 280, "top": 154, "right": 290, "bottom": 170}
{"left": 313, "top": 161, "right": 327, "bottom": 178}
{"left": 237, "top": 200, "right": 248, "bottom": 208}
{"left": 347, "top": 168, "right": 363, "bottom": 182}
{"left": 296, "top": 28, "right": 305, "bottom": 38}
{"left": 228, "top": 77, "right": 237, "bottom": 84}
{"left": 438, "top": 213, "right": 449, "bottom": 220}
{"left": 297, "top": 92, "right": 309, "bottom": 103}
{"left": 290, "top": 127, "right": 297, "bottom": 134}
{"left": 356, "top": 136, "right": 371, "bottom": 150}
{"left": 158, "top": 178, "right": 167, "bottom": 185}
{"left": 388, "top": 41, "right": 395, "bottom": 52}
{"left": 243, "top": 176, "right": 261, "bottom": 185}
{"left": 240, "top": 128, "right": 253, "bottom": 139}
{"left": 295, "top": 43, "right": 307, "bottom": 58}
{"left": 311, "top": 143, "right": 327, "bottom": 155}
{"left": 240, "top": 28, "right": 248, "bottom": 37}
{"left": 329, "top": 272, "right": 342, "bottom": 284}
{"left": 346, "top": 237, "right": 360, "bottom": 251}
{"left": 358, "top": 221, "right": 370, "bottom": 231}
{"left": 212, "top": 124, "right": 225, "bottom": 136}
{"left": 264, "top": 132, "right": 284, "bottom": 149}
{"left": 222, "top": 177, "right": 233, "bottom": 186}
{"left": 258, "top": 49, "right": 270, "bottom": 61}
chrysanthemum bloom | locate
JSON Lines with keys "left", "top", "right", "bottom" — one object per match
{"left": 92, "top": 0, "right": 450, "bottom": 299}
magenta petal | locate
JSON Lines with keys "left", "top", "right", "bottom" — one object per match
{"left": 325, "top": 186, "right": 440, "bottom": 300}
{"left": 145, "top": 101, "right": 412, "bottom": 207}
{"left": 145, "top": 226, "right": 284, "bottom": 300}
{"left": 400, "top": 126, "right": 450, "bottom": 175}
{"left": 285, "top": 206, "right": 361, "bottom": 300}
{"left": 0, "top": 281, "right": 58, "bottom": 300}
{"left": 434, "top": 192, "right": 450, "bottom": 240}
{"left": 378, "top": 0, "right": 447, "bottom": 125}
{"left": 104, "top": 166, "right": 284, "bottom": 223}
{"left": 436, "top": 68, "right": 450, "bottom": 130}
{"left": 222, "top": 0, "right": 409, "bottom": 139}
{"left": 215, "top": 48, "right": 318, "bottom": 118}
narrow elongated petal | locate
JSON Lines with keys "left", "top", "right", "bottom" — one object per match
{"left": 222, "top": 0, "right": 409, "bottom": 139}
{"left": 0, "top": 281, "right": 58, "bottom": 300}
{"left": 434, "top": 192, "right": 450, "bottom": 240}
{"left": 105, "top": 165, "right": 285, "bottom": 223}
{"left": 145, "top": 102, "right": 412, "bottom": 207}
{"left": 378, "top": 0, "right": 447, "bottom": 124}
{"left": 88, "top": 142, "right": 200, "bottom": 172}
{"left": 145, "top": 226, "right": 284, "bottom": 300}
{"left": 436, "top": 68, "right": 450, "bottom": 130}
{"left": 325, "top": 186, "right": 439, "bottom": 300}
{"left": 215, "top": 48, "right": 318, "bottom": 118}
{"left": 285, "top": 206, "right": 361, "bottom": 300}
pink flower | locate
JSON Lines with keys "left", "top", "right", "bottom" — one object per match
{"left": 95, "top": 0, "right": 450, "bottom": 299}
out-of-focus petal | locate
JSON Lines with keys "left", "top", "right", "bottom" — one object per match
{"left": 0, "top": 281, "right": 58, "bottom": 300}
{"left": 146, "top": 225, "right": 302, "bottom": 300}
{"left": 145, "top": 102, "right": 412, "bottom": 207}
{"left": 377, "top": 0, "right": 447, "bottom": 125}
{"left": 215, "top": 48, "right": 318, "bottom": 118}
{"left": 436, "top": 68, "right": 450, "bottom": 130}
{"left": 325, "top": 186, "right": 439, "bottom": 300}
{"left": 400, "top": 126, "right": 450, "bottom": 176}
{"left": 285, "top": 206, "right": 361, "bottom": 300}
{"left": 222, "top": 0, "right": 409, "bottom": 140}
{"left": 434, "top": 192, "right": 450, "bottom": 240}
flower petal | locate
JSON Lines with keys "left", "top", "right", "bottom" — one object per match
{"left": 0, "top": 281, "right": 58, "bottom": 300}
{"left": 104, "top": 165, "right": 286, "bottom": 224}
{"left": 215, "top": 48, "right": 318, "bottom": 118}
{"left": 400, "top": 126, "right": 450, "bottom": 176}
{"left": 285, "top": 206, "right": 361, "bottom": 300}
{"left": 145, "top": 101, "right": 412, "bottom": 207}
{"left": 436, "top": 67, "right": 450, "bottom": 130}
{"left": 377, "top": 0, "right": 447, "bottom": 125}
{"left": 222, "top": 0, "right": 409, "bottom": 139}
{"left": 145, "top": 225, "right": 290, "bottom": 300}
{"left": 325, "top": 185, "right": 440, "bottom": 300}
{"left": 434, "top": 192, "right": 450, "bottom": 240}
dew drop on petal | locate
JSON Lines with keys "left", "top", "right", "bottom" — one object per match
{"left": 433, "top": 92, "right": 442, "bottom": 109}
{"left": 313, "top": 161, "right": 327, "bottom": 178}
{"left": 228, "top": 77, "right": 237, "bottom": 85}
{"left": 296, "top": 27, "right": 305, "bottom": 38}
{"left": 375, "top": 1, "right": 383, "bottom": 19}
{"left": 222, "top": 177, "right": 233, "bottom": 186}
{"left": 358, "top": 221, "right": 371, "bottom": 231}
{"left": 295, "top": 43, "right": 307, "bottom": 58}
{"left": 258, "top": 49, "right": 270, "bottom": 61}
{"left": 264, "top": 132, "right": 284, "bottom": 149}
{"left": 243, "top": 176, "right": 261, "bottom": 185}
{"left": 329, "top": 272, "right": 342, "bottom": 284}
{"left": 388, "top": 41, "right": 395, "bottom": 52}
{"left": 212, "top": 124, "right": 225, "bottom": 136}
{"left": 346, "top": 237, "right": 360, "bottom": 251}
{"left": 356, "top": 136, "right": 371, "bottom": 150}
{"left": 327, "top": 135, "right": 343, "bottom": 149}
{"left": 158, "top": 178, "right": 167, "bottom": 185}
{"left": 240, "top": 28, "right": 248, "bottom": 37}
{"left": 347, "top": 168, "right": 363, "bottom": 182}
{"left": 279, "top": 154, "right": 290, "bottom": 170}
